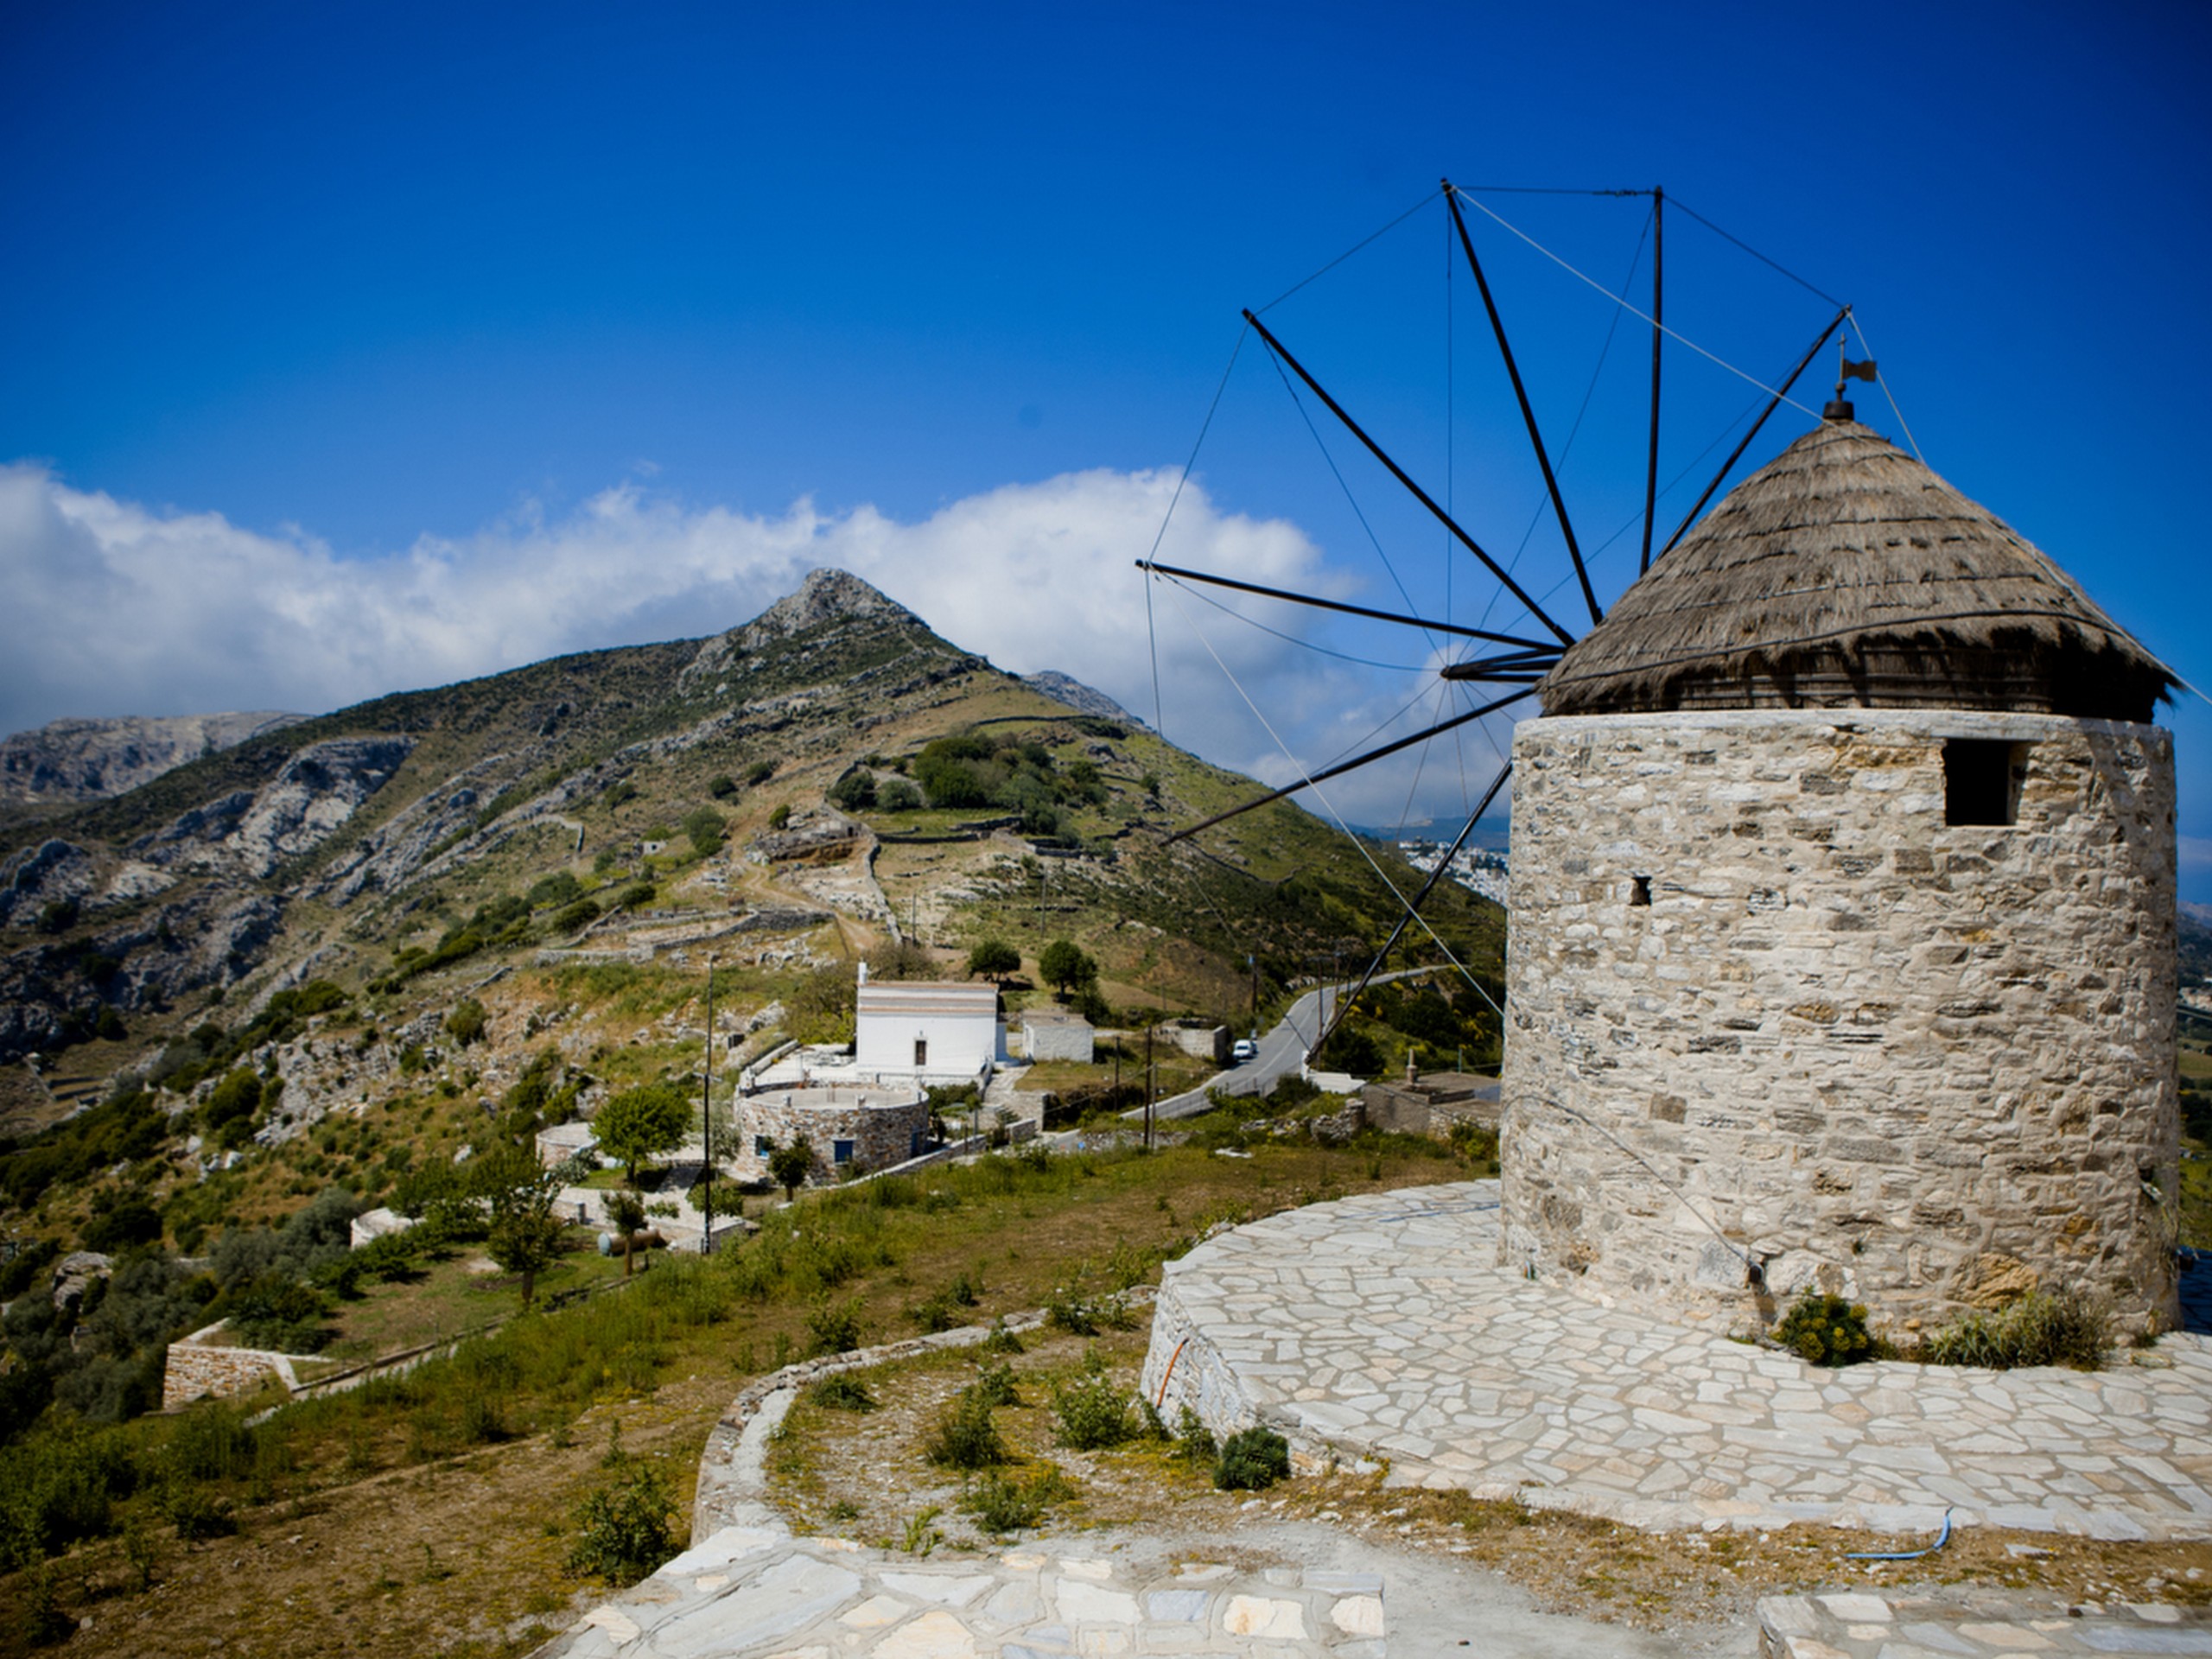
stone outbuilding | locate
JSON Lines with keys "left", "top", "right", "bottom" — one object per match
{"left": 536, "top": 1119, "right": 600, "bottom": 1169}
{"left": 1500, "top": 410, "right": 2179, "bottom": 1336}
{"left": 1020, "top": 1007, "right": 1095, "bottom": 1063}
{"left": 735, "top": 1084, "right": 930, "bottom": 1185}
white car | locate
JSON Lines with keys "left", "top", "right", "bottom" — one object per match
{"left": 1230, "top": 1039, "right": 1258, "bottom": 1064}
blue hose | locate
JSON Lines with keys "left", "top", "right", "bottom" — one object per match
{"left": 1845, "top": 1508, "right": 1953, "bottom": 1560}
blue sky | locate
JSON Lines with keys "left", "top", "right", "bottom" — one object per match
{"left": 3, "top": 1, "right": 2207, "bottom": 896}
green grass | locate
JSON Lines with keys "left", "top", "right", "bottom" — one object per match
{"left": 317, "top": 1236, "right": 626, "bottom": 1363}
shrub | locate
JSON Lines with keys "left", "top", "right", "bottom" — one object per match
{"left": 16, "top": 1562, "right": 70, "bottom": 1646}
{"left": 201, "top": 1068, "right": 262, "bottom": 1135}
{"left": 527, "top": 872, "right": 584, "bottom": 910}
{"left": 803, "top": 1373, "right": 878, "bottom": 1412}
{"left": 923, "top": 1387, "right": 1007, "bottom": 1471}
{"left": 910, "top": 1294, "right": 961, "bottom": 1334}
{"left": 554, "top": 898, "right": 602, "bottom": 932}
{"left": 83, "top": 1198, "right": 162, "bottom": 1252}
{"left": 617, "top": 881, "right": 657, "bottom": 910}
{"left": 1052, "top": 1353, "right": 1137, "bottom": 1450}
{"left": 979, "top": 1319, "right": 1024, "bottom": 1357}
{"left": 445, "top": 999, "right": 488, "bottom": 1046}
{"left": 1173, "top": 1405, "right": 1216, "bottom": 1465}
{"left": 806, "top": 1298, "right": 865, "bottom": 1357}
{"left": 971, "top": 1360, "right": 1020, "bottom": 1408}
{"left": 1044, "top": 1287, "right": 1130, "bottom": 1336}
{"left": 224, "top": 1274, "right": 332, "bottom": 1353}
{"left": 353, "top": 1231, "right": 423, "bottom": 1283}
{"left": 1446, "top": 1118, "right": 1500, "bottom": 1167}
{"left": 165, "top": 1403, "right": 257, "bottom": 1484}
{"left": 1214, "top": 1426, "right": 1290, "bottom": 1491}
{"left": 461, "top": 1391, "right": 511, "bottom": 1444}
{"left": 1922, "top": 1288, "right": 2111, "bottom": 1371}
{"left": 1772, "top": 1291, "right": 1879, "bottom": 1367}
{"left": 960, "top": 1466, "right": 1074, "bottom": 1535}
{"left": 565, "top": 1461, "right": 676, "bottom": 1584}
{"left": 160, "top": 1484, "right": 238, "bottom": 1541}
{"left": 745, "top": 760, "right": 776, "bottom": 786}
{"left": 682, "top": 805, "right": 726, "bottom": 855}
{"left": 709, "top": 775, "right": 738, "bottom": 798}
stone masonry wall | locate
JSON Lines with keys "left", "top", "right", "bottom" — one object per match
{"left": 734, "top": 1088, "right": 927, "bottom": 1183}
{"left": 1500, "top": 709, "right": 2178, "bottom": 1336}
{"left": 162, "top": 1326, "right": 304, "bottom": 1408}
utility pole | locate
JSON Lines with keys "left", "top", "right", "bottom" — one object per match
{"left": 700, "top": 954, "right": 716, "bottom": 1253}
{"left": 1144, "top": 1023, "right": 1154, "bottom": 1152}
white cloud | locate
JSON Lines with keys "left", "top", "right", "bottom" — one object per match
{"left": 0, "top": 461, "right": 1517, "bottom": 830}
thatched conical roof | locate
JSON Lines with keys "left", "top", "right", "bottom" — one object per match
{"left": 1539, "top": 418, "right": 2171, "bottom": 720}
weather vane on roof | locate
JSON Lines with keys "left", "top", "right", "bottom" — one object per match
{"left": 1827, "top": 339, "right": 1878, "bottom": 422}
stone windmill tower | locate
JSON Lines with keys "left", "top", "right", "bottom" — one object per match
{"left": 1497, "top": 404, "right": 2181, "bottom": 1336}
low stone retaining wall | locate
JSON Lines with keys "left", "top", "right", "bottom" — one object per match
{"left": 532, "top": 1284, "right": 1386, "bottom": 1659}
{"left": 161, "top": 1324, "right": 312, "bottom": 1409}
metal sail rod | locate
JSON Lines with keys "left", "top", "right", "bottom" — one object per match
{"left": 1311, "top": 758, "right": 1513, "bottom": 1058}
{"left": 1438, "top": 658, "right": 1555, "bottom": 682}
{"left": 1435, "top": 647, "right": 1561, "bottom": 680}
{"left": 1241, "top": 308, "right": 1577, "bottom": 647}
{"left": 1136, "top": 559, "right": 1557, "bottom": 652}
{"left": 1443, "top": 181, "right": 1601, "bottom": 628}
{"left": 1658, "top": 303, "right": 1850, "bottom": 559}
{"left": 1161, "top": 687, "right": 1535, "bottom": 846}
{"left": 1640, "top": 187, "right": 1664, "bottom": 575}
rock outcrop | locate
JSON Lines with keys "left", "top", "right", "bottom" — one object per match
{"left": 0, "top": 711, "right": 304, "bottom": 806}
{"left": 1020, "top": 671, "right": 1146, "bottom": 729}
{"left": 132, "top": 737, "right": 415, "bottom": 879}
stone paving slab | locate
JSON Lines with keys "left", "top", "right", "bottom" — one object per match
{"left": 1141, "top": 1182, "right": 2212, "bottom": 1541}
{"left": 537, "top": 1532, "right": 1389, "bottom": 1659}
{"left": 539, "top": 1313, "right": 1390, "bottom": 1659}
{"left": 1758, "top": 1589, "right": 2212, "bottom": 1657}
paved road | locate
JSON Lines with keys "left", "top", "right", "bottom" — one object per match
{"left": 1140, "top": 967, "right": 1460, "bottom": 1122}
{"left": 1145, "top": 982, "right": 1338, "bottom": 1120}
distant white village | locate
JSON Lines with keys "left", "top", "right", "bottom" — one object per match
{"left": 1397, "top": 838, "right": 1509, "bottom": 907}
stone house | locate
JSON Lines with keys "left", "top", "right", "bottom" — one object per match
{"left": 735, "top": 1084, "right": 929, "bottom": 1184}
{"left": 1500, "top": 410, "right": 2178, "bottom": 1336}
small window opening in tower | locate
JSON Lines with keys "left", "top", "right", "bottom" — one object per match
{"left": 913, "top": 1037, "right": 928, "bottom": 1067}
{"left": 1630, "top": 875, "right": 1652, "bottom": 907}
{"left": 1943, "top": 739, "right": 2027, "bottom": 826}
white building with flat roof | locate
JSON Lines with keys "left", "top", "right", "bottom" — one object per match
{"left": 853, "top": 969, "right": 1004, "bottom": 1080}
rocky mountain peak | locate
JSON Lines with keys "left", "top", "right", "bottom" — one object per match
{"left": 679, "top": 569, "right": 930, "bottom": 696}
{"left": 736, "top": 569, "right": 918, "bottom": 648}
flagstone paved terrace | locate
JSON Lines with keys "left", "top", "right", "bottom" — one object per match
{"left": 1141, "top": 1183, "right": 2212, "bottom": 1541}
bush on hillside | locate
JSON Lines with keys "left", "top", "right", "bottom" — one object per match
{"left": 566, "top": 1461, "right": 677, "bottom": 1584}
